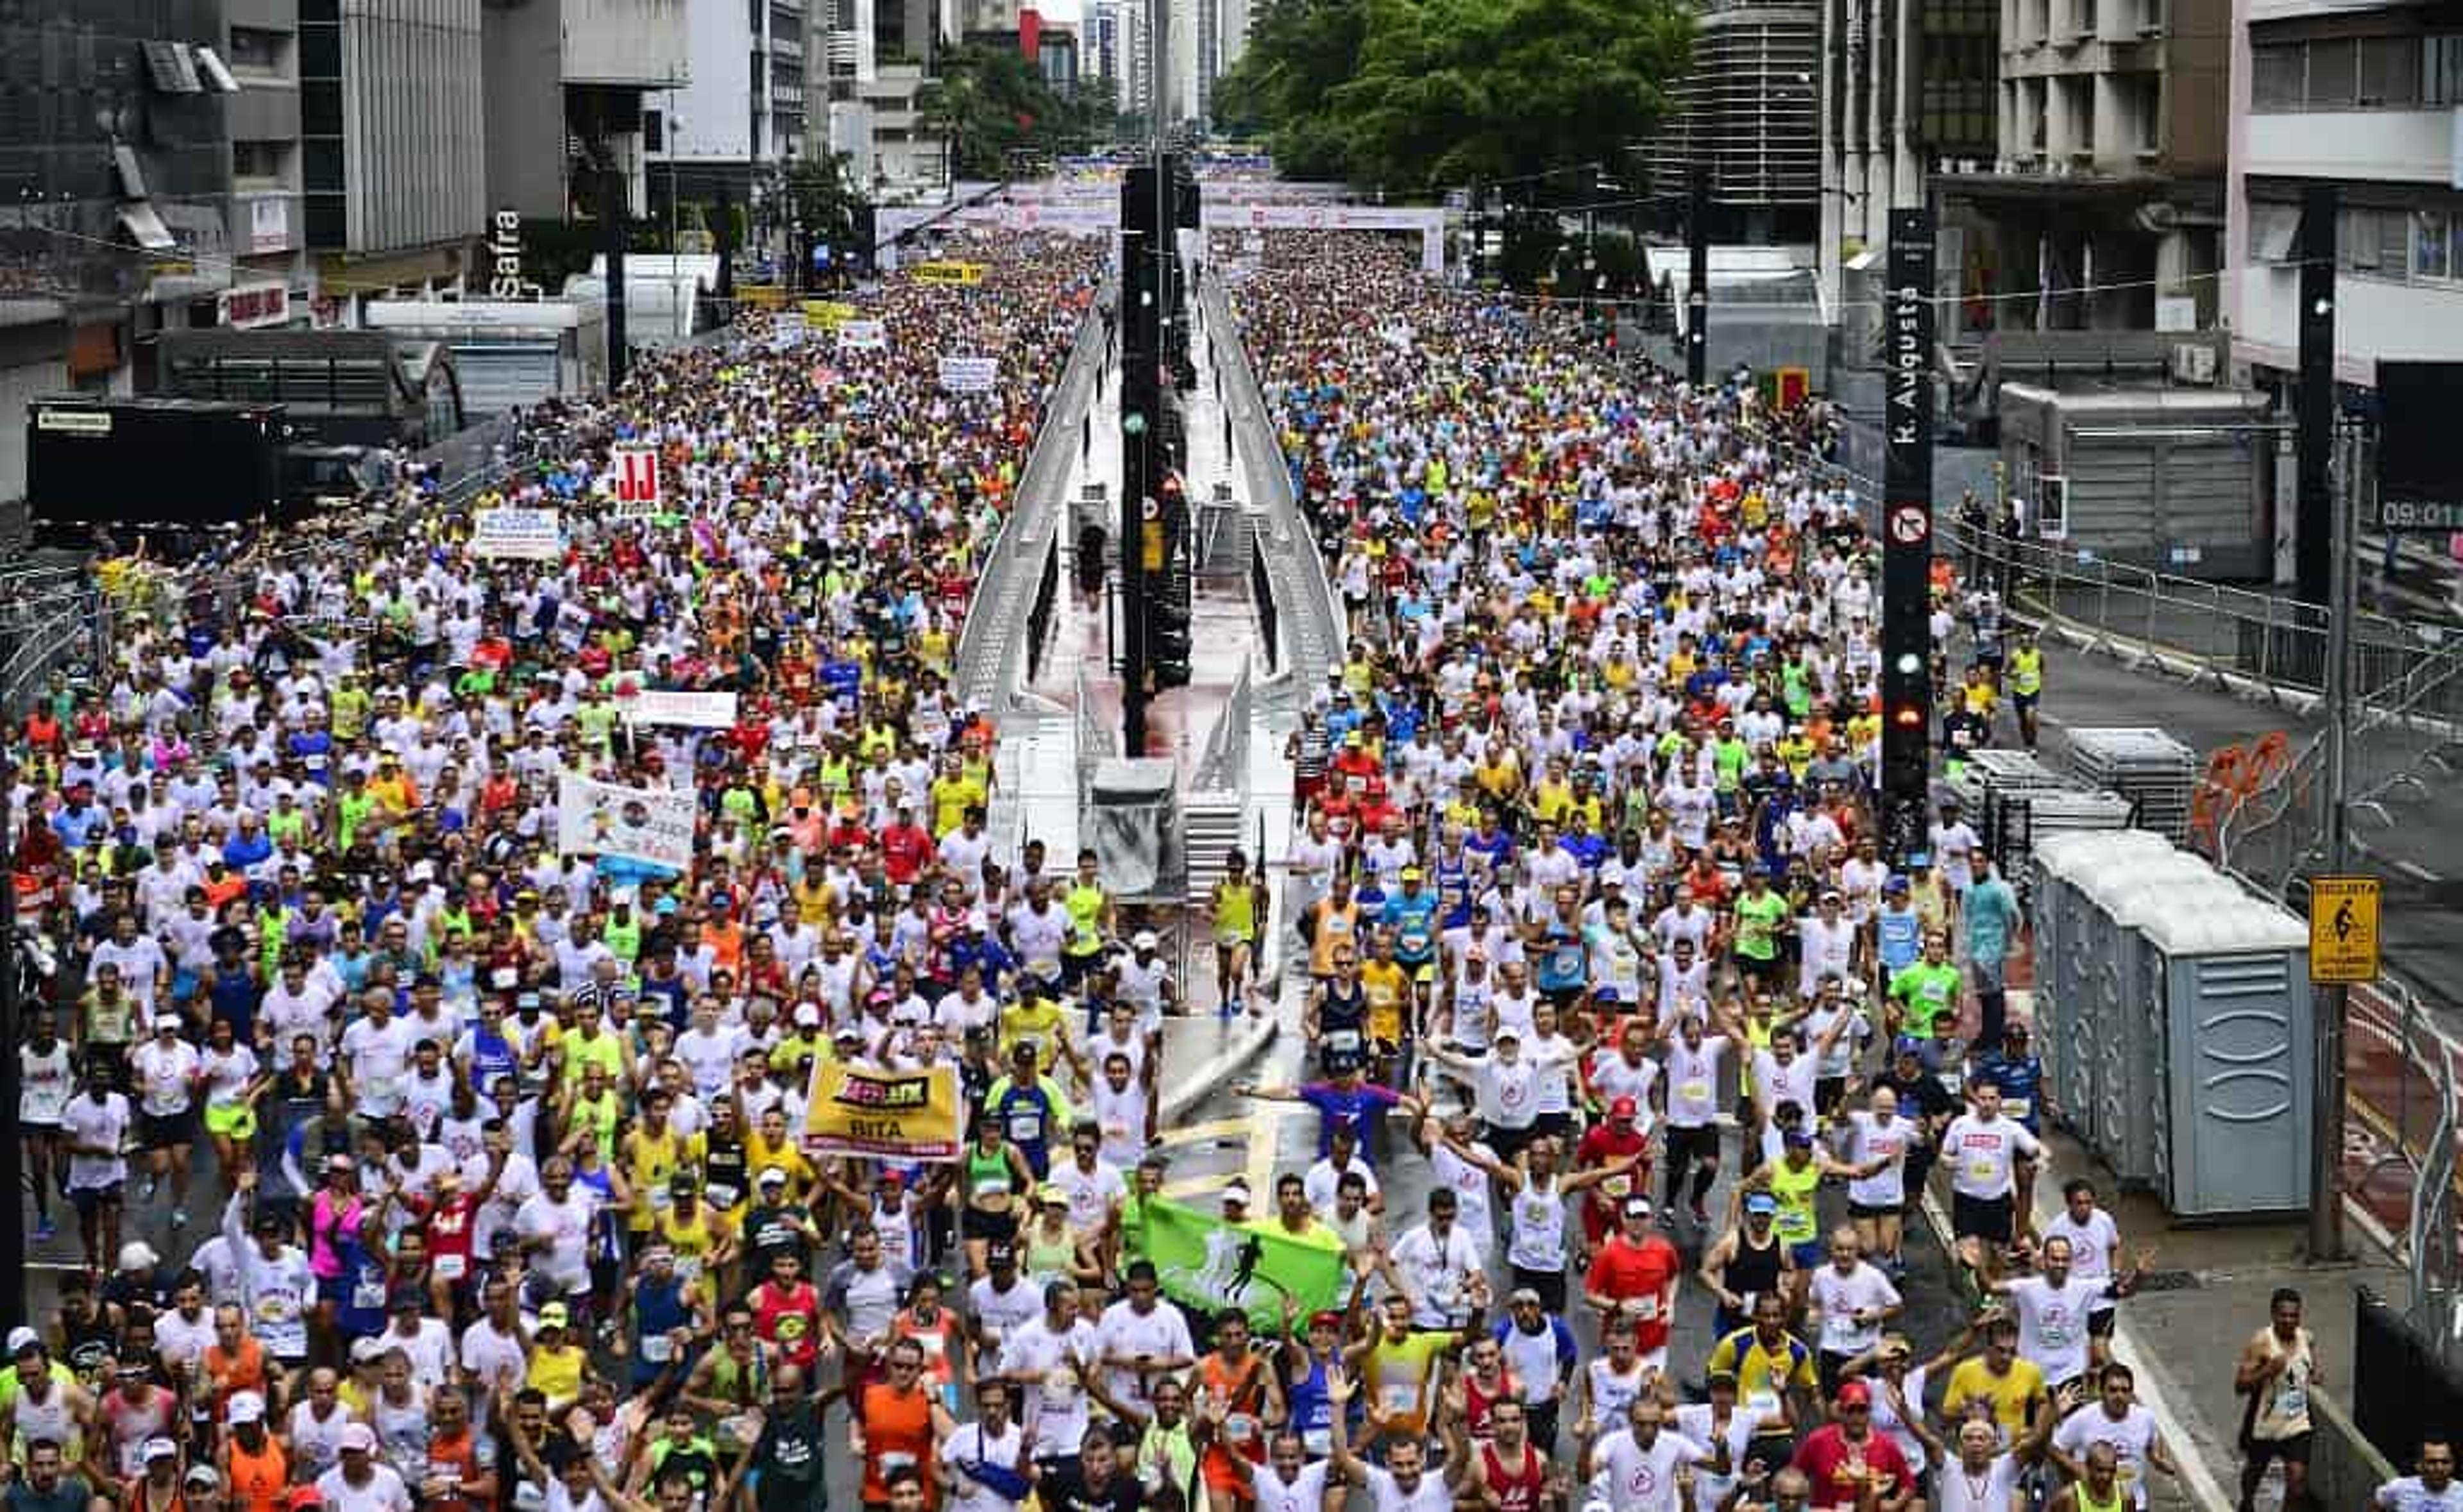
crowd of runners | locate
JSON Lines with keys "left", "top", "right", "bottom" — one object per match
{"left": 0, "top": 213, "right": 2451, "bottom": 1512}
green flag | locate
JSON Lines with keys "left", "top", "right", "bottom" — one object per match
{"left": 1138, "top": 1197, "right": 1346, "bottom": 1332}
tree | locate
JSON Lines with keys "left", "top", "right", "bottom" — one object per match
{"left": 1219, "top": 0, "right": 1689, "bottom": 195}
{"left": 781, "top": 152, "right": 868, "bottom": 264}
{"left": 920, "top": 43, "right": 1109, "bottom": 181}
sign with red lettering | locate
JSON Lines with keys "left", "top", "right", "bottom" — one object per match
{"left": 610, "top": 444, "right": 661, "bottom": 517}
{"left": 217, "top": 282, "right": 289, "bottom": 331}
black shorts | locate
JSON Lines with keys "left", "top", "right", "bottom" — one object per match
{"left": 2087, "top": 1306, "right": 2118, "bottom": 1339}
{"left": 140, "top": 1107, "right": 198, "bottom": 1150}
{"left": 1848, "top": 1200, "right": 1904, "bottom": 1220}
{"left": 1664, "top": 1123, "right": 1721, "bottom": 1170}
{"left": 1738, "top": 955, "right": 1782, "bottom": 987}
{"left": 70, "top": 1182, "right": 124, "bottom": 1215}
{"left": 2244, "top": 1431, "right": 2312, "bottom": 1469}
{"left": 962, "top": 1205, "right": 1019, "bottom": 1243}
{"left": 1951, "top": 1191, "right": 2015, "bottom": 1245}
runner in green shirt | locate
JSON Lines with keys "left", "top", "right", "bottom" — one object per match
{"left": 1886, "top": 933, "right": 1963, "bottom": 1043}
{"left": 1731, "top": 868, "right": 1792, "bottom": 990}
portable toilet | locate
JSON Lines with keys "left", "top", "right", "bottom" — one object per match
{"left": 2029, "top": 830, "right": 2172, "bottom": 1135}
{"left": 2140, "top": 896, "right": 2315, "bottom": 1218}
{"left": 2074, "top": 850, "right": 2218, "bottom": 1168}
{"left": 2100, "top": 873, "right": 2243, "bottom": 1187}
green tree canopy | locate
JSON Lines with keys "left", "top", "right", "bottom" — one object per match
{"left": 1217, "top": 0, "right": 1690, "bottom": 195}
{"left": 922, "top": 43, "right": 1113, "bottom": 180}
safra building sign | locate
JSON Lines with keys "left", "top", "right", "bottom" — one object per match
{"left": 487, "top": 207, "right": 536, "bottom": 299}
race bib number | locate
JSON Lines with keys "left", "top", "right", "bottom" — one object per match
{"left": 1680, "top": 1081, "right": 1710, "bottom": 1105}
{"left": 1007, "top": 1113, "right": 1044, "bottom": 1143}
{"left": 1967, "top": 1155, "right": 2000, "bottom": 1185}
{"left": 352, "top": 1272, "right": 387, "bottom": 1310}
{"left": 435, "top": 1255, "right": 467, "bottom": 1281}
{"left": 641, "top": 1332, "right": 674, "bottom": 1363}
{"left": 2003, "top": 1098, "right": 2031, "bottom": 1121}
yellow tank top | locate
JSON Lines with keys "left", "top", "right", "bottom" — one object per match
{"left": 1063, "top": 883, "right": 1106, "bottom": 955}
{"left": 1770, "top": 1157, "right": 1822, "bottom": 1245}
{"left": 1214, "top": 882, "right": 1257, "bottom": 943}
{"left": 2011, "top": 648, "right": 2043, "bottom": 695}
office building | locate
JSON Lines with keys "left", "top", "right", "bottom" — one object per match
{"left": 645, "top": 0, "right": 808, "bottom": 206}
{"left": 1816, "top": 0, "right": 1999, "bottom": 311}
{"left": 0, "top": 0, "right": 236, "bottom": 493}
{"left": 2226, "top": 0, "right": 2463, "bottom": 396}
{"left": 1089, "top": 0, "right": 1156, "bottom": 122}
{"left": 1928, "top": 0, "right": 2226, "bottom": 339}
{"left": 482, "top": 0, "right": 690, "bottom": 229}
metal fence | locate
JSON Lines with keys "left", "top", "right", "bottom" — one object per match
{"left": 1190, "top": 656, "right": 1254, "bottom": 798}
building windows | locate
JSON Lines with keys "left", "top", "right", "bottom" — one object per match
{"left": 643, "top": 109, "right": 664, "bottom": 151}
{"left": 2251, "top": 34, "right": 2463, "bottom": 109}
{"left": 2258, "top": 197, "right": 2463, "bottom": 283}
{"left": 232, "top": 139, "right": 288, "bottom": 187}
{"left": 226, "top": 26, "right": 288, "bottom": 76}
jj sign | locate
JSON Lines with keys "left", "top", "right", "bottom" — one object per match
{"left": 610, "top": 444, "right": 661, "bottom": 515}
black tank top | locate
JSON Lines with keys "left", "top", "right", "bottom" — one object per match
{"left": 1727, "top": 1228, "right": 1784, "bottom": 1301}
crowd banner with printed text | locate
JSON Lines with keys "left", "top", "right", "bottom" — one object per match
{"left": 471, "top": 507, "right": 564, "bottom": 560}
{"left": 555, "top": 771, "right": 697, "bottom": 870}
{"left": 940, "top": 355, "right": 999, "bottom": 393}
{"left": 622, "top": 689, "right": 741, "bottom": 729}
{"left": 802, "top": 1061, "right": 964, "bottom": 1161}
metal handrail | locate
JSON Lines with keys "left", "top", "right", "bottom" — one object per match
{"left": 949, "top": 299, "right": 1110, "bottom": 713}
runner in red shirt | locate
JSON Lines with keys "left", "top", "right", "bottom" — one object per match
{"left": 1573, "top": 1095, "right": 1653, "bottom": 1248}
{"left": 1788, "top": 1381, "right": 1915, "bottom": 1511}
{"left": 1581, "top": 1197, "right": 1684, "bottom": 1372}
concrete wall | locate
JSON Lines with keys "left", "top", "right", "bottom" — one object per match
{"left": 561, "top": 0, "right": 688, "bottom": 86}
{"left": 0, "top": 325, "right": 70, "bottom": 505}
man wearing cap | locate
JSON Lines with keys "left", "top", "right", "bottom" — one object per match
{"left": 1581, "top": 1197, "right": 1682, "bottom": 1375}
{"left": 1786, "top": 1379, "right": 1913, "bottom": 1511}
{"left": 314, "top": 1422, "right": 411, "bottom": 1512}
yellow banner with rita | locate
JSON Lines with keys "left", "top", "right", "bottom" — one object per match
{"left": 800, "top": 299, "right": 859, "bottom": 329}
{"left": 802, "top": 1059, "right": 964, "bottom": 1161}
{"left": 910, "top": 260, "right": 986, "bottom": 286}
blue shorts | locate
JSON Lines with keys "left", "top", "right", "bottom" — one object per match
{"left": 1788, "top": 1240, "right": 1825, "bottom": 1270}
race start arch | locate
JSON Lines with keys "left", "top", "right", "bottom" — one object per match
{"left": 876, "top": 196, "right": 1446, "bottom": 275}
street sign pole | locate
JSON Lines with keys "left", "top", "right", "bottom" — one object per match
{"left": 1880, "top": 208, "right": 1936, "bottom": 863}
{"left": 2298, "top": 187, "right": 2349, "bottom": 1263}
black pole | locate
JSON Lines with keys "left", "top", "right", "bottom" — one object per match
{"left": 2295, "top": 185, "right": 2339, "bottom": 616}
{"left": 1470, "top": 183, "right": 1485, "bottom": 284}
{"left": 1119, "top": 162, "right": 1160, "bottom": 757}
{"left": 1686, "top": 164, "right": 1711, "bottom": 385}
{"left": 603, "top": 167, "right": 629, "bottom": 392}
{"left": 713, "top": 178, "right": 736, "bottom": 318}
{"left": 1880, "top": 208, "right": 1938, "bottom": 864}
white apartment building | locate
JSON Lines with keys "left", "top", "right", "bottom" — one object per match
{"left": 2227, "top": 0, "right": 2463, "bottom": 392}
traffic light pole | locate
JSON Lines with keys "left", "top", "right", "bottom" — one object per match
{"left": 1686, "top": 165, "right": 1710, "bottom": 386}
{"left": 1119, "top": 165, "right": 1158, "bottom": 757}
{"left": 2300, "top": 185, "right": 2348, "bottom": 1263}
{"left": 1879, "top": 208, "right": 1936, "bottom": 864}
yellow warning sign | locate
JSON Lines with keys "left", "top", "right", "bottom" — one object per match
{"left": 2309, "top": 875, "right": 2382, "bottom": 984}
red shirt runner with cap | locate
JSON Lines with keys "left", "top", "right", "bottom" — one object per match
{"left": 1582, "top": 1227, "right": 1682, "bottom": 1354}
{"left": 1788, "top": 1411, "right": 1913, "bottom": 1511}
{"left": 1574, "top": 1114, "right": 1652, "bottom": 1246}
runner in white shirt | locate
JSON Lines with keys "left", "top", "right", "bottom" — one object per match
{"left": 1325, "top": 1370, "right": 1455, "bottom": 1512}
{"left": 61, "top": 1065, "right": 134, "bottom": 1267}
{"left": 1580, "top": 1396, "right": 1709, "bottom": 1512}
{"left": 1989, "top": 1234, "right": 2110, "bottom": 1388}
{"left": 2041, "top": 1177, "right": 2126, "bottom": 1364}
{"left": 1942, "top": 1081, "right": 2040, "bottom": 1248}
{"left": 2374, "top": 1441, "right": 2463, "bottom": 1512}
{"left": 2049, "top": 1364, "right": 2178, "bottom": 1509}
